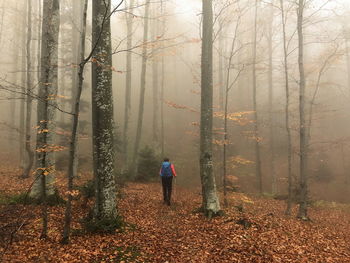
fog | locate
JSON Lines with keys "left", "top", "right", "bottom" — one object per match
{"left": 1, "top": 0, "right": 350, "bottom": 204}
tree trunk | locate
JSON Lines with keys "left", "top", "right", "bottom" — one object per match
{"left": 19, "top": 2, "right": 27, "bottom": 170}
{"left": 91, "top": 0, "right": 117, "bottom": 220}
{"left": 267, "top": 2, "right": 276, "bottom": 194}
{"left": 123, "top": 0, "right": 134, "bottom": 166}
{"left": 23, "top": 0, "right": 35, "bottom": 179}
{"left": 280, "top": 0, "right": 293, "bottom": 215}
{"left": 131, "top": 0, "right": 151, "bottom": 178}
{"left": 30, "top": 0, "right": 60, "bottom": 202}
{"left": 160, "top": 0, "right": 165, "bottom": 157}
{"left": 200, "top": 0, "right": 220, "bottom": 217}
{"left": 61, "top": 0, "right": 88, "bottom": 244}
{"left": 297, "top": 0, "right": 308, "bottom": 220}
{"left": 252, "top": 0, "right": 263, "bottom": 194}
{"left": 218, "top": 21, "right": 224, "bottom": 109}
{"left": 151, "top": 6, "right": 159, "bottom": 145}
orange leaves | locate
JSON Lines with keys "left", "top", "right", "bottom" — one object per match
{"left": 35, "top": 144, "right": 67, "bottom": 153}
{"left": 2, "top": 177, "right": 350, "bottom": 262}
{"left": 163, "top": 100, "right": 199, "bottom": 113}
{"left": 229, "top": 155, "right": 254, "bottom": 168}
{"left": 213, "top": 111, "right": 255, "bottom": 126}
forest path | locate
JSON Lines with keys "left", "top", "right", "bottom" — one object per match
{"left": 1, "top": 173, "right": 350, "bottom": 262}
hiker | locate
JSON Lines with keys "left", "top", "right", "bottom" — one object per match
{"left": 160, "top": 158, "right": 176, "bottom": 206}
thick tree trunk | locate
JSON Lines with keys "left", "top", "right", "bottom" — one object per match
{"left": 252, "top": 0, "right": 263, "bottom": 194}
{"left": 200, "top": 0, "right": 220, "bottom": 217}
{"left": 123, "top": 0, "right": 134, "bottom": 166}
{"left": 297, "top": 0, "right": 308, "bottom": 220}
{"left": 131, "top": 0, "right": 151, "bottom": 178}
{"left": 30, "top": 0, "right": 60, "bottom": 201}
{"left": 92, "top": 0, "right": 117, "bottom": 220}
{"left": 280, "top": 0, "right": 293, "bottom": 215}
{"left": 61, "top": 0, "right": 88, "bottom": 244}
{"left": 23, "top": 0, "right": 35, "bottom": 179}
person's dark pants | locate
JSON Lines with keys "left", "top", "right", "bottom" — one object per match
{"left": 161, "top": 176, "right": 173, "bottom": 205}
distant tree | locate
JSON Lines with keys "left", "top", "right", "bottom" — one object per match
{"left": 267, "top": 1, "right": 276, "bottom": 194}
{"left": 252, "top": 0, "right": 263, "bottom": 194}
{"left": 131, "top": 0, "right": 151, "bottom": 178}
{"left": 123, "top": 0, "right": 135, "bottom": 166}
{"left": 200, "top": 0, "right": 221, "bottom": 217}
{"left": 279, "top": 0, "right": 293, "bottom": 216}
{"left": 136, "top": 146, "right": 159, "bottom": 182}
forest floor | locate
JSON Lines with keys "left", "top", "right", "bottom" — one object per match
{"left": 1, "top": 165, "right": 350, "bottom": 262}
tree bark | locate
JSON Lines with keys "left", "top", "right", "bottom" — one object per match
{"left": 267, "top": 2, "right": 276, "bottom": 194}
{"left": 19, "top": 2, "right": 27, "bottom": 170}
{"left": 91, "top": 0, "right": 117, "bottom": 220}
{"left": 131, "top": 0, "right": 151, "bottom": 178}
{"left": 30, "top": 0, "right": 60, "bottom": 201}
{"left": 160, "top": 0, "right": 165, "bottom": 157}
{"left": 280, "top": 0, "right": 293, "bottom": 215}
{"left": 123, "top": 0, "right": 134, "bottom": 166}
{"left": 61, "top": 0, "right": 88, "bottom": 244}
{"left": 252, "top": 0, "right": 263, "bottom": 194}
{"left": 297, "top": 0, "right": 308, "bottom": 220}
{"left": 23, "top": 0, "right": 35, "bottom": 179}
{"left": 151, "top": 6, "right": 160, "bottom": 146}
{"left": 200, "top": 0, "right": 221, "bottom": 216}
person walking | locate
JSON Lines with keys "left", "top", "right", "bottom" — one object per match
{"left": 160, "top": 158, "right": 176, "bottom": 206}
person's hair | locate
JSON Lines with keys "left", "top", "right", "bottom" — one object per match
{"left": 164, "top": 158, "right": 169, "bottom": 162}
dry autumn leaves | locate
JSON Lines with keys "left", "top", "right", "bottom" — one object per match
{"left": 1, "top": 162, "right": 350, "bottom": 263}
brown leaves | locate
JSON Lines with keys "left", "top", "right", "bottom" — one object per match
{"left": 1, "top": 170, "right": 350, "bottom": 263}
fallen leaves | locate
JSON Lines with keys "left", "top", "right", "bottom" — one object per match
{"left": 0, "top": 167, "right": 350, "bottom": 262}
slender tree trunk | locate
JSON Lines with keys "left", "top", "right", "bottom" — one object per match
{"left": 37, "top": 0, "right": 42, "bottom": 84}
{"left": 218, "top": 21, "right": 224, "bottom": 109}
{"left": 0, "top": 0, "right": 5, "bottom": 48}
{"left": 297, "top": 0, "right": 308, "bottom": 220}
{"left": 267, "top": 2, "right": 276, "bottom": 194}
{"left": 10, "top": 3, "right": 19, "bottom": 144}
{"left": 92, "top": 0, "right": 117, "bottom": 220}
{"left": 61, "top": 0, "right": 88, "bottom": 244}
{"left": 19, "top": 3, "right": 27, "bottom": 170}
{"left": 30, "top": 0, "right": 60, "bottom": 202}
{"left": 200, "top": 0, "right": 220, "bottom": 217}
{"left": 23, "top": 0, "right": 35, "bottom": 179}
{"left": 123, "top": 0, "right": 134, "bottom": 166}
{"left": 151, "top": 6, "right": 159, "bottom": 145}
{"left": 252, "top": 0, "right": 263, "bottom": 194}
{"left": 131, "top": 0, "right": 151, "bottom": 178}
{"left": 280, "top": 0, "right": 293, "bottom": 215}
{"left": 160, "top": 0, "right": 165, "bottom": 157}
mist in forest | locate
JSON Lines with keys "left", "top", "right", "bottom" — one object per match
{"left": 0, "top": 0, "right": 350, "bottom": 206}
